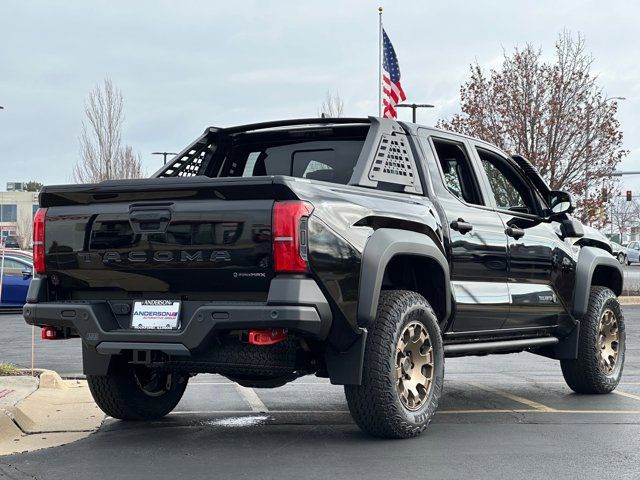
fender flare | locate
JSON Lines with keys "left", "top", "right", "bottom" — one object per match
{"left": 356, "top": 228, "right": 450, "bottom": 327}
{"left": 572, "top": 246, "right": 623, "bottom": 318}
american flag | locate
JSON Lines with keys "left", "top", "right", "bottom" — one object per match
{"left": 382, "top": 28, "right": 406, "bottom": 119}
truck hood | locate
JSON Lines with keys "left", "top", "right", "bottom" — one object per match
{"left": 572, "top": 224, "right": 612, "bottom": 253}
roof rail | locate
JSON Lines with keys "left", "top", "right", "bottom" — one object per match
{"left": 213, "top": 117, "right": 371, "bottom": 134}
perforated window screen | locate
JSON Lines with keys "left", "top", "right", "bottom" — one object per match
{"left": 159, "top": 144, "right": 212, "bottom": 177}
{"left": 368, "top": 133, "right": 417, "bottom": 187}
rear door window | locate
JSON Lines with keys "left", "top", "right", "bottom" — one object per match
{"left": 431, "top": 138, "right": 484, "bottom": 206}
{"left": 0, "top": 257, "right": 28, "bottom": 276}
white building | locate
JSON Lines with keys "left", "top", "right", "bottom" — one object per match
{"left": 0, "top": 190, "right": 40, "bottom": 248}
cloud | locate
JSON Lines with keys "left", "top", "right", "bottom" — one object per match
{"left": 229, "top": 68, "right": 336, "bottom": 85}
{"left": 0, "top": 0, "right": 638, "bottom": 191}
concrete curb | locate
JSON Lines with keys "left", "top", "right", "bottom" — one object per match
{"left": 0, "top": 369, "right": 105, "bottom": 456}
{"left": 39, "top": 370, "right": 70, "bottom": 390}
{"left": 619, "top": 296, "right": 640, "bottom": 305}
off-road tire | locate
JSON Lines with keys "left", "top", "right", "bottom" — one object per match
{"left": 87, "top": 361, "right": 188, "bottom": 420}
{"left": 345, "top": 290, "right": 444, "bottom": 438}
{"left": 561, "top": 286, "right": 625, "bottom": 394}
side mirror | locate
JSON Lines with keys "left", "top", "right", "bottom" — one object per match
{"left": 548, "top": 190, "right": 575, "bottom": 216}
{"left": 560, "top": 218, "right": 584, "bottom": 238}
{"left": 22, "top": 268, "right": 33, "bottom": 280}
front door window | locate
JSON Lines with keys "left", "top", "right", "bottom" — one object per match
{"left": 477, "top": 148, "right": 540, "bottom": 215}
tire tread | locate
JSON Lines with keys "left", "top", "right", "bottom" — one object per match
{"left": 87, "top": 364, "right": 188, "bottom": 420}
{"left": 561, "top": 286, "right": 625, "bottom": 394}
{"left": 345, "top": 290, "right": 443, "bottom": 438}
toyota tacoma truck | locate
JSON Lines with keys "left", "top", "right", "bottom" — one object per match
{"left": 24, "top": 117, "right": 625, "bottom": 438}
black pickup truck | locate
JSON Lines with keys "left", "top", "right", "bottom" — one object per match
{"left": 24, "top": 117, "right": 625, "bottom": 438}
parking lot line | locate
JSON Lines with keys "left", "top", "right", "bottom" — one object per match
{"left": 544, "top": 409, "right": 640, "bottom": 414}
{"left": 437, "top": 409, "right": 536, "bottom": 414}
{"left": 527, "top": 381, "right": 640, "bottom": 386}
{"left": 188, "top": 380, "right": 640, "bottom": 386}
{"left": 438, "top": 408, "right": 640, "bottom": 414}
{"left": 466, "top": 382, "right": 556, "bottom": 411}
{"left": 234, "top": 384, "right": 269, "bottom": 412}
{"left": 190, "top": 382, "right": 330, "bottom": 386}
{"left": 170, "top": 410, "right": 349, "bottom": 415}
{"left": 0, "top": 388, "right": 16, "bottom": 399}
{"left": 190, "top": 382, "right": 236, "bottom": 386}
{"left": 167, "top": 408, "right": 640, "bottom": 416}
{"left": 613, "top": 390, "right": 640, "bottom": 403}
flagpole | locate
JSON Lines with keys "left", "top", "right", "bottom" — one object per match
{"left": 378, "top": 7, "right": 383, "bottom": 117}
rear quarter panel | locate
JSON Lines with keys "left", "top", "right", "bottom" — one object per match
{"left": 285, "top": 178, "right": 443, "bottom": 333}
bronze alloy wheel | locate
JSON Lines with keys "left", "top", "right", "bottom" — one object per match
{"left": 395, "top": 321, "right": 434, "bottom": 411}
{"left": 134, "top": 367, "right": 173, "bottom": 397}
{"left": 597, "top": 308, "right": 620, "bottom": 375}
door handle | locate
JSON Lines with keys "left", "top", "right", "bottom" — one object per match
{"left": 505, "top": 227, "right": 525, "bottom": 240}
{"left": 450, "top": 219, "right": 473, "bottom": 234}
{"left": 129, "top": 207, "right": 172, "bottom": 234}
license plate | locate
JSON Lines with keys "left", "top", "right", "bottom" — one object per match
{"left": 131, "top": 300, "right": 181, "bottom": 330}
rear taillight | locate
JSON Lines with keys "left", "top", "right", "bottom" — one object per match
{"left": 272, "top": 201, "right": 313, "bottom": 273}
{"left": 33, "top": 208, "right": 47, "bottom": 274}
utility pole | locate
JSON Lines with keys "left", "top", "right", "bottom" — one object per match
{"left": 396, "top": 103, "right": 434, "bottom": 123}
{"left": 378, "top": 7, "right": 383, "bottom": 117}
{"left": 152, "top": 152, "right": 178, "bottom": 165}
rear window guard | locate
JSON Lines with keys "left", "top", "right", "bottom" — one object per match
{"left": 154, "top": 117, "right": 423, "bottom": 195}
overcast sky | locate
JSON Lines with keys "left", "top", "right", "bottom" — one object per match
{"left": 1, "top": 0, "right": 639, "bottom": 192}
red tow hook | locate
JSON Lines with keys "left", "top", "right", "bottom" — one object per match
{"left": 41, "top": 326, "right": 57, "bottom": 340}
{"left": 248, "top": 328, "right": 288, "bottom": 346}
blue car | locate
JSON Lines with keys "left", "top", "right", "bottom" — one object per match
{"left": 0, "top": 254, "right": 33, "bottom": 308}
{"left": 625, "top": 241, "right": 640, "bottom": 265}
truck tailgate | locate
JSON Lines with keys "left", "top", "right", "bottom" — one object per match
{"left": 40, "top": 177, "right": 289, "bottom": 297}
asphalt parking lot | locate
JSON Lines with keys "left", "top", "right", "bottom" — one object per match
{"left": 1, "top": 306, "right": 640, "bottom": 479}
{"left": 623, "top": 264, "right": 640, "bottom": 293}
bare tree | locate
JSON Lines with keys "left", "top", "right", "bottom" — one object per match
{"left": 319, "top": 91, "right": 344, "bottom": 118}
{"left": 116, "top": 145, "right": 144, "bottom": 179}
{"left": 438, "top": 32, "right": 627, "bottom": 223}
{"left": 609, "top": 196, "right": 640, "bottom": 240}
{"left": 73, "top": 79, "right": 144, "bottom": 183}
{"left": 16, "top": 212, "right": 33, "bottom": 249}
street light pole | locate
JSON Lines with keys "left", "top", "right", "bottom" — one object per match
{"left": 152, "top": 152, "right": 178, "bottom": 165}
{"left": 396, "top": 103, "right": 435, "bottom": 123}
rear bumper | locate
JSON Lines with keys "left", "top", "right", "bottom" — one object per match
{"left": 23, "top": 276, "right": 333, "bottom": 354}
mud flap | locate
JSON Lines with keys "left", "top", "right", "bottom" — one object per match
{"left": 325, "top": 331, "right": 367, "bottom": 385}
{"left": 82, "top": 343, "right": 115, "bottom": 376}
{"left": 535, "top": 322, "right": 580, "bottom": 360}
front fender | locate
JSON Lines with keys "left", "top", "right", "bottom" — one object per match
{"left": 357, "top": 228, "right": 450, "bottom": 327}
{"left": 572, "top": 246, "right": 623, "bottom": 318}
